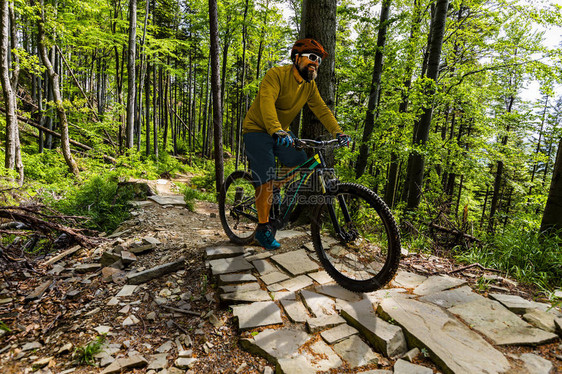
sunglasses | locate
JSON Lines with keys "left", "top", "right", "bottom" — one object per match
{"left": 300, "top": 53, "right": 322, "bottom": 65}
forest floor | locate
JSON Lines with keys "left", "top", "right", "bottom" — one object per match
{"left": 0, "top": 178, "right": 561, "bottom": 374}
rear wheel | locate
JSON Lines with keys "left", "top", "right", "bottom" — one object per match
{"left": 219, "top": 171, "right": 258, "bottom": 244}
{"left": 311, "top": 183, "right": 401, "bottom": 292}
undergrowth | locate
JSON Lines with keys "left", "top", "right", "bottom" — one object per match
{"left": 73, "top": 335, "right": 106, "bottom": 366}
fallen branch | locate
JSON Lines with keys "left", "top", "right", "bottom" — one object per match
{"left": 429, "top": 222, "right": 480, "bottom": 243}
{"left": 447, "top": 263, "right": 503, "bottom": 274}
{"left": 161, "top": 305, "right": 200, "bottom": 317}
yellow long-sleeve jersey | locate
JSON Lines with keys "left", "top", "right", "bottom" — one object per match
{"left": 242, "top": 64, "right": 342, "bottom": 136}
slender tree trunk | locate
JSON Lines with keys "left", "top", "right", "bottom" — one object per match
{"left": 126, "top": 0, "right": 137, "bottom": 149}
{"left": 35, "top": 0, "right": 79, "bottom": 176}
{"left": 355, "top": 0, "right": 391, "bottom": 178}
{"left": 540, "top": 137, "right": 562, "bottom": 233}
{"left": 0, "top": 0, "right": 23, "bottom": 183}
{"left": 405, "top": 0, "right": 449, "bottom": 210}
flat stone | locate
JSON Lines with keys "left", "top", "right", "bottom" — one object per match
{"left": 518, "top": 353, "right": 553, "bottom": 374}
{"left": 31, "top": 357, "right": 53, "bottom": 369}
{"left": 391, "top": 271, "right": 427, "bottom": 289}
{"left": 321, "top": 323, "right": 359, "bottom": 344}
{"left": 275, "top": 230, "right": 307, "bottom": 241}
{"left": 218, "top": 273, "right": 257, "bottom": 284}
{"left": 205, "top": 245, "right": 245, "bottom": 260}
{"left": 101, "top": 251, "right": 122, "bottom": 266}
{"left": 260, "top": 271, "right": 290, "bottom": 285}
{"left": 142, "top": 236, "right": 161, "bottom": 246}
{"left": 116, "top": 285, "right": 138, "bottom": 297}
{"left": 341, "top": 298, "right": 407, "bottom": 358}
{"left": 419, "top": 285, "right": 485, "bottom": 308}
{"left": 244, "top": 251, "right": 273, "bottom": 261}
{"left": 101, "top": 355, "right": 148, "bottom": 374}
{"left": 277, "top": 274, "right": 314, "bottom": 292}
{"left": 148, "top": 195, "right": 185, "bottom": 206}
{"left": 554, "top": 289, "right": 562, "bottom": 298}
{"left": 523, "top": 309, "right": 557, "bottom": 332}
{"left": 156, "top": 340, "right": 174, "bottom": 353}
{"left": 378, "top": 297, "right": 510, "bottom": 374}
{"left": 120, "top": 251, "right": 137, "bottom": 265}
{"left": 270, "top": 249, "right": 320, "bottom": 276}
{"left": 401, "top": 348, "right": 421, "bottom": 362}
{"left": 220, "top": 289, "right": 272, "bottom": 303}
{"left": 276, "top": 356, "right": 317, "bottom": 374}
{"left": 315, "top": 284, "right": 364, "bottom": 302}
{"left": 128, "top": 244, "right": 154, "bottom": 255}
{"left": 209, "top": 256, "right": 253, "bottom": 275}
{"left": 332, "top": 335, "right": 379, "bottom": 368}
{"left": 147, "top": 353, "right": 168, "bottom": 370}
{"left": 280, "top": 298, "right": 310, "bottom": 323}
{"left": 489, "top": 293, "right": 551, "bottom": 314}
{"left": 239, "top": 328, "right": 310, "bottom": 362}
{"left": 175, "top": 357, "right": 197, "bottom": 369}
{"left": 25, "top": 281, "right": 52, "bottom": 301}
{"left": 307, "top": 270, "right": 333, "bottom": 285}
{"left": 74, "top": 263, "right": 102, "bottom": 273}
{"left": 251, "top": 259, "right": 279, "bottom": 275}
{"left": 272, "top": 291, "right": 295, "bottom": 301}
{"left": 413, "top": 275, "right": 466, "bottom": 296}
{"left": 219, "top": 282, "right": 261, "bottom": 294}
{"left": 555, "top": 317, "right": 562, "bottom": 334}
{"left": 94, "top": 325, "right": 112, "bottom": 334}
{"left": 307, "top": 339, "right": 343, "bottom": 371}
{"left": 22, "top": 342, "right": 42, "bottom": 351}
{"left": 300, "top": 290, "right": 336, "bottom": 317}
{"left": 127, "top": 258, "right": 185, "bottom": 284}
{"left": 101, "top": 267, "right": 123, "bottom": 282}
{"left": 123, "top": 315, "right": 140, "bottom": 326}
{"left": 393, "top": 359, "right": 433, "bottom": 374}
{"left": 449, "top": 298, "right": 558, "bottom": 345}
{"left": 306, "top": 314, "right": 346, "bottom": 333}
{"left": 232, "top": 301, "right": 283, "bottom": 329}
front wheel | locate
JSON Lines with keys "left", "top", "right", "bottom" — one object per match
{"left": 311, "top": 183, "right": 401, "bottom": 292}
{"left": 218, "top": 171, "right": 258, "bottom": 244}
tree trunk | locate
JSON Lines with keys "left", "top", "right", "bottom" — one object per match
{"left": 0, "top": 0, "right": 23, "bottom": 183}
{"left": 540, "top": 137, "right": 562, "bottom": 233}
{"left": 35, "top": 0, "right": 79, "bottom": 176}
{"left": 355, "top": 0, "right": 391, "bottom": 178}
{"left": 300, "top": 0, "right": 337, "bottom": 164}
{"left": 126, "top": 0, "right": 137, "bottom": 149}
{"left": 405, "top": 0, "right": 449, "bottom": 210}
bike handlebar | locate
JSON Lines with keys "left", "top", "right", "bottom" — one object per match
{"left": 294, "top": 138, "right": 342, "bottom": 149}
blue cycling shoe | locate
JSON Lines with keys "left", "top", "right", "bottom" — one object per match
{"left": 255, "top": 223, "right": 281, "bottom": 250}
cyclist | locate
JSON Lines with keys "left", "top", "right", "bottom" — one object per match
{"left": 242, "top": 38, "right": 351, "bottom": 250}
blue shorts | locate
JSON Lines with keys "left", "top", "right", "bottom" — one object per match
{"left": 243, "top": 132, "right": 307, "bottom": 187}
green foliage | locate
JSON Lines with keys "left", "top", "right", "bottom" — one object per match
{"left": 53, "top": 174, "right": 133, "bottom": 233}
{"left": 455, "top": 226, "right": 562, "bottom": 290}
{"left": 0, "top": 320, "right": 11, "bottom": 332}
{"left": 73, "top": 335, "right": 106, "bottom": 366}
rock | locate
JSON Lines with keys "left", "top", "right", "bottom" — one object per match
{"left": 122, "top": 315, "right": 140, "bottom": 326}
{"left": 332, "top": 335, "right": 379, "bottom": 368}
{"left": 205, "top": 245, "right": 245, "bottom": 260}
{"left": 235, "top": 363, "right": 248, "bottom": 373}
{"left": 101, "top": 355, "right": 148, "bottom": 374}
{"left": 148, "top": 195, "right": 186, "bottom": 206}
{"left": 419, "top": 285, "right": 485, "bottom": 308}
{"left": 315, "top": 284, "right": 363, "bottom": 302}
{"left": 116, "top": 285, "right": 138, "bottom": 297}
{"left": 320, "top": 323, "right": 359, "bottom": 344}
{"left": 102, "top": 267, "right": 123, "bottom": 282}
{"left": 251, "top": 259, "right": 280, "bottom": 275}
{"left": 276, "top": 356, "right": 317, "bottom": 374}
{"left": 231, "top": 301, "right": 283, "bottom": 329}
{"left": 129, "top": 244, "right": 154, "bottom": 255}
{"left": 147, "top": 353, "right": 168, "bottom": 370}
{"left": 401, "top": 348, "right": 421, "bottom": 362}
{"left": 101, "top": 251, "right": 122, "bottom": 267}
{"left": 31, "top": 357, "right": 53, "bottom": 369}
{"left": 270, "top": 249, "right": 320, "bottom": 276}
{"left": 74, "top": 263, "right": 102, "bottom": 273}
{"left": 279, "top": 298, "right": 310, "bottom": 323}
{"left": 25, "top": 281, "right": 52, "bottom": 301}
{"left": 306, "top": 314, "right": 346, "bottom": 333}
{"left": 260, "top": 271, "right": 290, "bottom": 285}
{"left": 58, "top": 342, "right": 73, "bottom": 354}
{"left": 448, "top": 298, "right": 558, "bottom": 345}
{"left": 175, "top": 357, "right": 197, "bottom": 369}
{"left": 277, "top": 274, "right": 314, "bottom": 292}
{"left": 142, "top": 236, "right": 161, "bottom": 246}
{"left": 127, "top": 258, "right": 185, "bottom": 285}
{"left": 523, "top": 309, "right": 557, "bottom": 332}
{"left": 307, "top": 339, "right": 343, "bottom": 371}
{"left": 390, "top": 271, "right": 427, "bottom": 289}
{"left": 300, "top": 290, "right": 336, "bottom": 317}
{"left": 378, "top": 297, "right": 510, "bottom": 374}
{"left": 239, "top": 328, "right": 310, "bottom": 364}
{"left": 518, "top": 353, "right": 553, "bottom": 374}
{"left": 489, "top": 293, "right": 551, "bottom": 314}
{"left": 393, "top": 359, "right": 433, "bottom": 374}
{"left": 555, "top": 317, "right": 562, "bottom": 335}
{"left": 22, "top": 342, "right": 42, "bottom": 351}
{"left": 208, "top": 256, "right": 253, "bottom": 275}
{"left": 94, "top": 325, "right": 112, "bottom": 334}
{"left": 413, "top": 275, "right": 466, "bottom": 296}
{"left": 219, "top": 282, "right": 261, "bottom": 294}
{"left": 341, "top": 298, "right": 407, "bottom": 358}
{"left": 307, "top": 270, "right": 334, "bottom": 285}
{"left": 218, "top": 273, "right": 258, "bottom": 284}
{"left": 120, "top": 251, "right": 137, "bottom": 265}
{"left": 220, "top": 289, "right": 272, "bottom": 303}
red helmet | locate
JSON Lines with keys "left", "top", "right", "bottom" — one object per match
{"left": 291, "top": 38, "right": 328, "bottom": 62}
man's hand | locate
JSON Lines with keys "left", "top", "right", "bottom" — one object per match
{"left": 273, "top": 130, "right": 294, "bottom": 147}
{"left": 336, "top": 133, "right": 351, "bottom": 147}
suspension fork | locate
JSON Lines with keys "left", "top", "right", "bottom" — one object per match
{"left": 325, "top": 188, "right": 355, "bottom": 242}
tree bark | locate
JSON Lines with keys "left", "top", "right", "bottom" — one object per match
{"left": 126, "top": 0, "right": 137, "bottom": 149}
{"left": 0, "top": 0, "right": 23, "bottom": 183}
{"left": 35, "top": 0, "right": 79, "bottom": 176}
{"left": 405, "top": 0, "right": 449, "bottom": 209}
{"left": 540, "top": 137, "right": 562, "bottom": 233}
{"left": 355, "top": 0, "right": 391, "bottom": 179}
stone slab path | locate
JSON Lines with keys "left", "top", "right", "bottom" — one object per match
{"left": 205, "top": 237, "right": 562, "bottom": 373}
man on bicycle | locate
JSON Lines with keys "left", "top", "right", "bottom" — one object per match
{"left": 243, "top": 38, "right": 351, "bottom": 250}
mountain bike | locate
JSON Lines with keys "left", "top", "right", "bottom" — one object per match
{"left": 218, "top": 138, "right": 401, "bottom": 292}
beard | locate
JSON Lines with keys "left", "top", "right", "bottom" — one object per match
{"left": 297, "top": 63, "right": 317, "bottom": 82}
